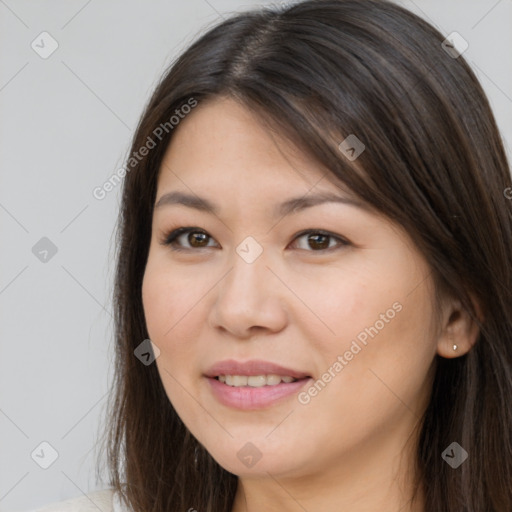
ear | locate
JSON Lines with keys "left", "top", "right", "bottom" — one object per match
{"left": 436, "top": 293, "right": 483, "bottom": 359}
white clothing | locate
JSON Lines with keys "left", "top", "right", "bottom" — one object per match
{"left": 25, "top": 489, "right": 127, "bottom": 512}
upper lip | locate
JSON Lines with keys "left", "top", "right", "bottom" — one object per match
{"left": 205, "top": 359, "right": 311, "bottom": 379}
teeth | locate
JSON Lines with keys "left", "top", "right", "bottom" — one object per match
{"left": 266, "top": 374, "right": 282, "bottom": 386}
{"left": 217, "top": 374, "right": 298, "bottom": 387}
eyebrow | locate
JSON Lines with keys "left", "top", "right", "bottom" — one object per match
{"left": 154, "top": 190, "right": 367, "bottom": 218}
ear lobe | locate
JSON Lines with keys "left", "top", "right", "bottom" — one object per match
{"left": 436, "top": 293, "right": 482, "bottom": 358}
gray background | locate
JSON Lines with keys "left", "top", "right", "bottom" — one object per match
{"left": 1, "top": 0, "right": 511, "bottom": 510}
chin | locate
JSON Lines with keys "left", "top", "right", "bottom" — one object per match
{"left": 202, "top": 438, "right": 309, "bottom": 478}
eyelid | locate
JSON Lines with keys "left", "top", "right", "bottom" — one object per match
{"left": 159, "top": 226, "right": 350, "bottom": 252}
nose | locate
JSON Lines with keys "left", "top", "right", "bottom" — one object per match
{"left": 208, "top": 245, "right": 288, "bottom": 339}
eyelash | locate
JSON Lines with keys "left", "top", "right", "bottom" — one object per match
{"left": 159, "top": 227, "right": 350, "bottom": 253}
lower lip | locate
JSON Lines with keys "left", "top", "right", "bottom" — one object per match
{"left": 206, "top": 376, "right": 312, "bottom": 410}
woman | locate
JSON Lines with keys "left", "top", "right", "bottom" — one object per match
{"left": 32, "top": 0, "right": 512, "bottom": 510}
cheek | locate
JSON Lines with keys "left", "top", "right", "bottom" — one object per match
{"left": 142, "top": 257, "right": 199, "bottom": 344}
{"left": 293, "top": 258, "right": 394, "bottom": 350}
{"left": 141, "top": 255, "right": 216, "bottom": 398}
{"left": 299, "top": 250, "right": 436, "bottom": 392}
{"left": 142, "top": 263, "right": 172, "bottom": 341}
{"left": 142, "top": 260, "right": 204, "bottom": 419}
{"left": 310, "top": 273, "right": 436, "bottom": 426}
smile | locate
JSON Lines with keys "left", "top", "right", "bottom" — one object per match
{"left": 206, "top": 375, "right": 312, "bottom": 410}
{"left": 216, "top": 374, "right": 297, "bottom": 386}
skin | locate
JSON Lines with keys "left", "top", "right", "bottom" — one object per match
{"left": 141, "top": 96, "right": 480, "bottom": 512}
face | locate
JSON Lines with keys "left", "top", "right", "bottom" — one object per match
{"left": 142, "top": 96, "right": 440, "bottom": 480}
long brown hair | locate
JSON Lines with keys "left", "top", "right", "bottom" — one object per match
{"left": 95, "top": 1, "right": 512, "bottom": 510}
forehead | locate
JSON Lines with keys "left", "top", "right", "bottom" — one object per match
{"left": 156, "top": 96, "right": 349, "bottom": 197}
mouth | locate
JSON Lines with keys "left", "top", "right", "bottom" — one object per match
{"left": 205, "top": 358, "right": 311, "bottom": 381}
{"left": 204, "top": 359, "right": 312, "bottom": 409}
{"left": 214, "top": 374, "right": 301, "bottom": 387}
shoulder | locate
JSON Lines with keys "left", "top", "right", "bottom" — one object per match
{"left": 28, "top": 489, "right": 123, "bottom": 512}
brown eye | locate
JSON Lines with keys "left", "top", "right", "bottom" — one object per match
{"left": 161, "top": 227, "right": 218, "bottom": 251}
{"left": 291, "top": 230, "right": 349, "bottom": 252}
{"left": 187, "top": 232, "right": 209, "bottom": 247}
{"left": 306, "top": 233, "right": 330, "bottom": 250}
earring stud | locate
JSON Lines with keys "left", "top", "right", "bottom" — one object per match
{"left": 453, "top": 344, "right": 458, "bottom": 351}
